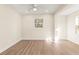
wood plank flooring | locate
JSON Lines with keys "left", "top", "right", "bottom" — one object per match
{"left": 1, "top": 40, "right": 79, "bottom": 55}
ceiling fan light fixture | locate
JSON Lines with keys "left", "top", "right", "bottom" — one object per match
{"left": 33, "top": 8, "right": 37, "bottom": 11}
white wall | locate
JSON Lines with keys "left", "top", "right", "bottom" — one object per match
{"left": 67, "top": 11, "right": 79, "bottom": 45}
{"left": 54, "top": 15, "right": 67, "bottom": 40}
{"left": 54, "top": 5, "right": 79, "bottom": 40}
{"left": 21, "top": 14, "right": 54, "bottom": 40}
{"left": 0, "top": 5, "right": 21, "bottom": 53}
{"left": 55, "top": 4, "right": 79, "bottom": 45}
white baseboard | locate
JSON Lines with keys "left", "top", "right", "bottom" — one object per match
{"left": 67, "top": 39, "right": 79, "bottom": 45}
{"left": 0, "top": 39, "right": 21, "bottom": 53}
{"left": 22, "top": 38, "right": 46, "bottom": 40}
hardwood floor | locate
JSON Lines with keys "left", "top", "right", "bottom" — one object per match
{"left": 1, "top": 40, "right": 79, "bottom": 55}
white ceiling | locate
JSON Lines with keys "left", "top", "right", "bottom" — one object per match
{"left": 56, "top": 4, "right": 79, "bottom": 15}
{"left": 11, "top": 4, "right": 64, "bottom": 15}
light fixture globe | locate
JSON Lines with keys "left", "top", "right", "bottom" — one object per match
{"left": 33, "top": 8, "right": 37, "bottom": 11}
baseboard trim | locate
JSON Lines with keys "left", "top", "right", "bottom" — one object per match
{"left": 0, "top": 40, "right": 21, "bottom": 53}
{"left": 67, "top": 39, "right": 79, "bottom": 45}
{"left": 22, "top": 38, "right": 46, "bottom": 40}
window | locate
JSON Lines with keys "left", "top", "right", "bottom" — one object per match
{"left": 35, "top": 18, "right": 43, "bottom": 28}
{"left": 75, "top": 16, "right": 79, "bottom": 33}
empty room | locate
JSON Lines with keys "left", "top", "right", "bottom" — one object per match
{"left": 0, "top": 4, "right": 79, "bottom": 55}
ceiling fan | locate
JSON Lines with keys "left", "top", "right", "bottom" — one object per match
{"left": 32, "top": 4, "right": 38, "bottom": 12}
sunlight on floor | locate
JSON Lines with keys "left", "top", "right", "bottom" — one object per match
{"left": 46, "top": 37, "right": 53, "bottom": 43}
{"left": 55, "top": 36, "right": 60, "bottom": 43}
{"left": 45, "top": 27, "right": 61, "bottom": 43}
{"left": 55, "top": 27, "right": 61, "bottom": 43}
